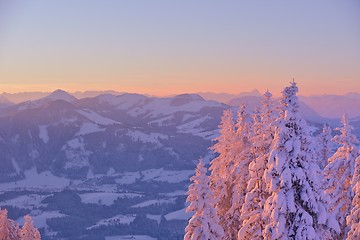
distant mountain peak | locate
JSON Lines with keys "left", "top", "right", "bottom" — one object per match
{"left": 43, "top": 89, "right": 77, "bottom": 102}
{"left": 169, "top": 94, "right": 205, "bottom": 107}
{"left": 0, "top": 95, "right": 13, "bottom": 105}
{"left": 50, "top": 89, "right": 71, "bottom": 96}
{"left": 238, "top": 89, "right": 261, "bottom": 97}
{"left": 345, "top": 92, "right": 360, "bottom": 100}
{"left": 173, "top": 94, "right": 204, "bottom": 101}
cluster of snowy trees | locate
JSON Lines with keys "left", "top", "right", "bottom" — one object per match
{"left": 0, "top": 209, "right": 41, "bottom": 240}
{"left": 185, "top": 81, "right": 360, "bottom": 240}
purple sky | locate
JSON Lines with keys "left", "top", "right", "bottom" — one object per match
{"left": 0, "top": 1, "right": 359, "bottom": 96}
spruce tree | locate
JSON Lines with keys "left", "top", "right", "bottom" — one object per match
{"left": 238, "top": 91, "right": 276, "bottom": 239}
{"left": 323, "top": 114, "right": 359, "bottom": 238}
{"left": 0, "top": 209, "right": 21, "bottom": 240}
{"left": 316, "top": 124, "right": 333, "bottom": 169}
{"left": 263, "top": 81, "right": 328, "bottom": 239}
{"left": 185, "top": 159, "right": 224, "bottom": 240}
{"left": 20, "top": 215, "right": 41, "bottom": 240}
{"left": 346, "top": 155, "right": 360, "bottom": 240}
{"left": 209, "top": 109, "right": 236, "bottom": 230}
{"left": 224, "top": 105, "right": 254, "bottom": 239}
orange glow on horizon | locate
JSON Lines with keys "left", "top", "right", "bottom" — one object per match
{"left": 1, "top": 80, "right": 358, "bottom": 97}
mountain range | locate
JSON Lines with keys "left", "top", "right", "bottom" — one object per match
{"left": 0, "top": 90, "right": 227, "bottom": 182}
{"left": 0, "top": 89, "right": 359, "bottom": 239}
{"left": 2, "top": 90, "right": 359, "bottom": 119}
{"left": 1, "top": 89, "right": 359, "bottom": 182}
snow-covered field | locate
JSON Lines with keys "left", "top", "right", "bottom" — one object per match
{"left": 0, "top": 194, "right": 48, "bottom": 209}
{"left": 131, "top": 198, "right": 177, "bottom": 208}
{"left": 114, "top": 172, "right": 142, "bottom": 185}
{"left": 165, "top": 208, "right": 193, "bottom": 221}
{"left": 14, "top": 211, "right": 66, "bottom": 233}
{"left": 0, "top": 168, "right": 70, "bottom": 191}
{"left": 177, "top": 115, "right": 210, "bottom": 134}
{"left": 160, "top": 190, "right": 187, "bottom": 197}
{"left": 113, "top": 169, "right": 193, "bottom": 185}
{"left": 141, "top": 168, "right": 194, "bottom": 183}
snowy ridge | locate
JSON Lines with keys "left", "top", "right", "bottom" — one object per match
{"left": 127, "top": 95, "right": 224, "bottom": 117}
{"left": 77, "top": 109, "right": 121, "bottom": 125}
{"left": 76, "top": 122, "right": 106, "bottom": 136}
{"left": 43, "top": 89, "right": 77, "bottom": 103}
{"left": 97, "top": 93, "right": 148, "bottom": 109}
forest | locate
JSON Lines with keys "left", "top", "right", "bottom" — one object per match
{"left": 185, "top": 82, "right": 360, "bottom": 240}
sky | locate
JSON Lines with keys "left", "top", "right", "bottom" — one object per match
{"left": 0, "top": 1, "right": 359, "bottom": 96}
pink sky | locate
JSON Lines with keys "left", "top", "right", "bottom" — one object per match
{"left": 0, "top": 1, "right": 359, "bottom": 96}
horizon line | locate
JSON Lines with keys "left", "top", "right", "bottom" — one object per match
{"left": 1, "top": 88, "right": 360, "bottom": 98}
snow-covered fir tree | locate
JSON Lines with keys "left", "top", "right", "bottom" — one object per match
{"left": 0, "top": 209, "right": 21, "bottom": 240}
{"left": 224, "top": 105, "right": 254, "bottom": 239}
{"left": 238, "top": 91, "right": 277, "bottom": 239}
{"left": 316, "top": 124, "right": 333, "bottom": 169}
{"left": 323, "top": 114, "right": 359, "bottom": 238}
{"left": 209, "top": 109, "right": 236, "bottom": 230}
{"left": 185, "top": 159, "right": 224, "bottom": 240}
{"left": 346, "top": 155, "right": 360, "bottom": 240}
{"left": 20, "top": 215, "right": 41, "bottom": 240}
{"left": 187, "top": 82, "right": 360, "bottom": 239}
{"left": 263, "top": 81, "right": 329, "bottom": 240}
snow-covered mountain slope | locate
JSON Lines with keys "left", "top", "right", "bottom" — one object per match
{"left": 0, "top": 96, "right": 14, "bottom": 109}
{"left": 1, "top": 89, "right": 77, "bottom": 114}
{"left": 1, "top": 91, "right": 359, "bottom": 240}
{"left": 0, "top": 90, "right": 355, "bottom": 182}
{"left": 198, "top": 89, "right": 261, "bottom": 103}
{"left": 0, "top": 91, "right": 122, "bottom": 103}
{"left": 0, "top": 92, "right": 227, "bottom": 182}
{"left": 72, "top": 90, "right": 124, "bottom": 99}
{"left": 300, "top": 94, "right": 360, "bottom": 119}
{"left": 42, "top": 89, "right": 77, "bottom": 102}
{"left": 0, "top": 95, "right": 13, "bottom": 104}
{"left": 0, "top": 92, "right": 50, "bottom": 104}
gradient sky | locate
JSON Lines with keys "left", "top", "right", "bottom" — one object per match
{"left": 0, "top": 1, "right": 359, "bottom": 96}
